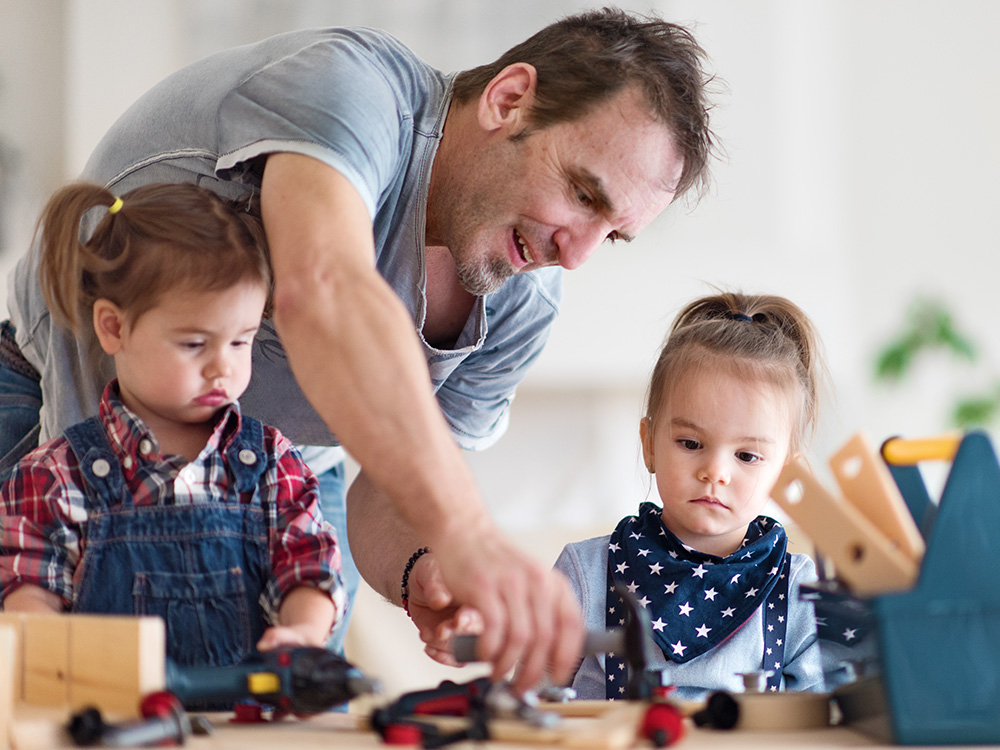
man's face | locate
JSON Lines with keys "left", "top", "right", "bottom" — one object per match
{"left": 436, "top": 86, "right": 683, "bottom": 295}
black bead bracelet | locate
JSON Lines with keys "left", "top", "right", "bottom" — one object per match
{"left": 401, "top": 546, "right": 430, "bottom": 616}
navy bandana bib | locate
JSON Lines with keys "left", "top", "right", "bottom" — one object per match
{"left": 604, "top": 502, "right": 790, "bottom": 695}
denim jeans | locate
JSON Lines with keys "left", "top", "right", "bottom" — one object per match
{"left": 314, "top": 462, "right": 359, "bottom": 657}
{"left": 0, "top": 361, "right": 43, "bottom": 483}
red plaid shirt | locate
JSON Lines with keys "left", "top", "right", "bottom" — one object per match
{"left": 0, "top": 382, "right": 343, "bottom": 624}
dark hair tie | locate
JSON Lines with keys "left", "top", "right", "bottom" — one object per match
{"left": 729, "top": 312, "right": 753, "bottom": 323}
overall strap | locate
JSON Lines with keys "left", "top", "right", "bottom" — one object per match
{"left": 761, "top": 553, "right": 792, "bottom": 691}
{"left": 225, "top": 415, "right": 269, "bottom": 493}
{"left": 63, "top": 417, "right": 128, "bottom": 509}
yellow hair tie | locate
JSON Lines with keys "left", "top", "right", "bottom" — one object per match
{"left": 108, "top": 197, "right": 124, "bottom": 215}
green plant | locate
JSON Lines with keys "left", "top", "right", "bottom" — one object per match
{"left": 874, "top": 298, "right": 1000, "bottom": 429}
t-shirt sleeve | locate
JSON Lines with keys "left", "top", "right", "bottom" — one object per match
{"left": 215, "top": 33, "right": 406, "bottom": 220}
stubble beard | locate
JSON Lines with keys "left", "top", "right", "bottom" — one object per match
{"left": 454, "top": 254, "right": 515, "bottom": 296}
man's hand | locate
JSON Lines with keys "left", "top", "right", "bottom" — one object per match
{"left": 348, "top": 472, "right": 585, "bottom": 693}
{"left": 405, "top": 537, "right": 585, "bottom": 693}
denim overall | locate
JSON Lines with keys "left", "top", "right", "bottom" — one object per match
{"left": 65, "top": 415, "right": 271, "bottom": 669}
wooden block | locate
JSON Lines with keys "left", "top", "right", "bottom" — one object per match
{"left": 68, "top": 615, "right": 165, "bottom": 718}
{"left": 771, "top": 460, "right": 918, "bottom": 597}
{"left": 829, "top": 433, "right": 926, "bottom": 562}
{"left": 734, "top": 692, "right": 830, "bottom": 731}
{"left": 21, "top": 615, "right": 69, "bottom": 708}
{"left": 0, "top": 615, "right": 24, "bottom": 704}
{"left": 561, "top": 703, "right": 644, "bottom": 749}
{"left": 0, "top": 624, "right": 16, "bottom": 750}
{"left": 7, "top": 705, "right": 72, "bottom": 750}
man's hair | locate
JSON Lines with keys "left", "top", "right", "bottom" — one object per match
{"left": 452, "top": 6, "right": 718, "bottom": 201}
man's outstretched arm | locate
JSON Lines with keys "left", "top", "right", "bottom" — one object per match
{"left": 260, "top": 152, "right": 583, "bottom": 690}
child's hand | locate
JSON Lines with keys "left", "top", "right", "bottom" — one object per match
{"left": 256, "top": 624, "right": 324, "bottom": 651}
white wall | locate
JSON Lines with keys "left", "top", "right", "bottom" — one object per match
{"left": 1, "top": 0, "right": 998, "bottom": 550}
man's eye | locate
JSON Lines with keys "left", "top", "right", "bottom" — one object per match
{"left": 576, "top": 188, "right": 593, "bottom": 207}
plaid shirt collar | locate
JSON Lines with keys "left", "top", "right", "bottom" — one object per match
{"left": 96, "top": 379, "right": 244, "bottom": 470}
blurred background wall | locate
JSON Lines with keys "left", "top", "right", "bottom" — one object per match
{"left": 2, "top": 0, "right": 998, "bottom": 689}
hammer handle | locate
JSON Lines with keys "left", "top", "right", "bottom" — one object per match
{"left": 452, "top": 629, "right": 624, "bottom": 664}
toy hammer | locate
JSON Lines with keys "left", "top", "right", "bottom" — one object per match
{"left": 452, "top": 583, "right": 660, "bottom": 700}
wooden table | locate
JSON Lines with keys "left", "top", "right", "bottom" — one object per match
{"left": 10, "top": 706, "right": 1000, "bottom": 750}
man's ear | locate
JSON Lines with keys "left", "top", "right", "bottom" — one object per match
{"left": 477, "top": 62, "right": 538, "bottom": 133}
{"left": 639, "top": 417, "right": 655, "bottom": 473}
{"left": 92, "top": 298, "right": 127, "bottom": 355}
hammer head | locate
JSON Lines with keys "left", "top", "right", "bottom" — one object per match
{"left": 612, "top": 581, "right": 661, "bottom": 700}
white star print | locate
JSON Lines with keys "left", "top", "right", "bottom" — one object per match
{"left": 649, "top": 562, "right": 663, "bottom": 575}
{"left": 651, "top": 618, "right": 666, "bottom": 632}
{"left": 843, "top": 628, "right": 857, "bottom": 641}
{"left": 627, "top": 581, "right": 639, "bottom": 593}
{"left": 638, "top": 548, "right": 651, "bottom": 557}
{"left": 629, "top": 531, "right": 642, "bottom": 540}
{"left": 616, "top": 562, "right": 629, "bottom": 574}
{"left": 638, "top": 596, "right": 651, "bottom": 608}
{"left": 778, "top": 615, "right": 784, "bottom": 623}
{"left": 695, "top": 624, "right": 711, "bottom": 638}
{"left": 769, "top": 566, "right": 780, "bottom": 575}
{"left": 692, "top": 564, "right": 708, "bottom": 578}
{"left": 704, "top": 588, "right": 717, "bottom": 601}
{"left": 664, "top": 581, "right": 678, "bottom": 594}
{"left": 609, "top": 542, "right": 620, "bottom": 553}
{"left": 776, "top": 639, "right": 783, "bottom": 646}
{"left": 671, "top": 641, "right": 687, "bottom": 656}
{"left": 730, "top": 574, "right": 741, "bottom": 584}
{"left": 745, "top": 587, "right": 759, "bottom": 598}
{"left": 721, "top": 607, "right": 735, "bottom": 618}
{"left": 678, "top": 602, "right": 693, "bottom": 616}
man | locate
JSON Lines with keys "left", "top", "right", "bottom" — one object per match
{"left": 0, "top": 7, "right": 715, "bottom": 690}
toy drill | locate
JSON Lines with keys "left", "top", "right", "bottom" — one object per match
{"left": 165, "top": 646, "right": 380, "bottom": 714}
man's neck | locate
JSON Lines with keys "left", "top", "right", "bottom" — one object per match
{"left": 422, "top": 245, "right": 475, "bottom": 350}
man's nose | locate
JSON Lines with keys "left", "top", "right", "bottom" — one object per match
{"left": 553, "top": 220, "right": 611, "bottom": 270}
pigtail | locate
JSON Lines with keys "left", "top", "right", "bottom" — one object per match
{"left": 36, "top": 183, "right": 120, "bottom": 333}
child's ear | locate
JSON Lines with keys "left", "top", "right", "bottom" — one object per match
{"left": 639, "top": 417, "right": 655, "bottom": 473}
{"left": 92, "top": 298, "right": 127, "bottom": 355}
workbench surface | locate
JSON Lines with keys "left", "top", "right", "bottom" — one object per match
{"left": 10, "top": 708, "right": 1000, "bottom": 750}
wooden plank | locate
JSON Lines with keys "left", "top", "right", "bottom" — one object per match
{"left": 828, "top": 433, "right": 925, "bottom": 562}
{"left": 771, "top": 460, "right": 918, "bottom": 597}
{"left": 0, "top": 624, "right": 16, "bottom": 750}
{"left": 68, "top": 615, "right": 166, "bottom": 718}
{"left": 20, "top": 615, "right": 69, "bottom": 708}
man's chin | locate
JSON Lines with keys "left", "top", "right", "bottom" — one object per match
{"left": 455, "top": 264, "right": 514, "bottom": 296}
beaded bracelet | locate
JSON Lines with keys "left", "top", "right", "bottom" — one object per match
{"left": 400, "top": 546, "right": 430, "bottom": 617}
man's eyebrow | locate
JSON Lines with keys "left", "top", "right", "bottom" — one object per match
{"left": 571, "top": 167, "right": 635, "bottom": 243}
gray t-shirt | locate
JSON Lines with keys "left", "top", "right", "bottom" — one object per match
{"left": 554, "top": 534, "right": 825, "bottom": 701}
{"left": 8, "top": 27, "right": 562, "bottom": 449}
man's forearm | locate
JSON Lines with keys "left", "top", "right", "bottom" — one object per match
{"left": 262, "top": 153, "right": 487, "bottom": 551}
{"left": 346, "top": 469, "right": 424, "bottom": 603}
